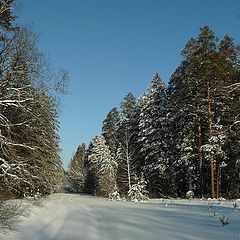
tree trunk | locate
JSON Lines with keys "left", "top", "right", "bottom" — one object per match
{"left": 196, "top": 83, "right": 204, "bottom": 196}
{"left": 207, "top": 80, "right": 218, "bottom": 199}
{"left": 125, "top": 132, "right": 131, "bottom": 191}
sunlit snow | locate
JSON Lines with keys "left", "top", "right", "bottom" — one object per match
{"left": 1, "top": 193, "right": 240, "bottom": 240}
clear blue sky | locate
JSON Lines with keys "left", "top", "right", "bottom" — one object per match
{"left": 16, "top": 0, "right": 240, "bottom": 168}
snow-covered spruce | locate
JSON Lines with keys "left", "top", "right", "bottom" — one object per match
{"left": 127, "top": 175, "right": 149, "bottom": 202}
{"left": 138, "top": 73, "right": 174, "bottom": 197}
{"left": 108, "top": 191, "right": 121, "bottom": 201}
{"left": 88, "top": 135, "right": 117, "bottom": 197}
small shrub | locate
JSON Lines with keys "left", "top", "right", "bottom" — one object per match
{"left": 109, "top": 191, "right": 121, "bottom": 201}
{"left": 186, "top": 191, "right": 194, "bottom": 199}
{"left": 128, "top": 177, "right": 149, "bottom": 202}
{"left": 0, "top": 200, "right": 25, "bottom": 232}
{"left": 219, "top": 215, "right": 230, "bottom": 226}
{"left": 233, "top": 202, "right": 238, "bottom": 209}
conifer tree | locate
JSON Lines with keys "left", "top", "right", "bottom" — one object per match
{"left": 102, "top": 107, "right": 120, "bottom": 156}
{"left": 138, "top": 73, "right": 173, "bottom": 197}
{"left": 169, "top": 26, "right": 239, "bottom": 198}
{"left": 83, "top": 141, "right": 97, "bottom": 194}
{"left": 66, "top": 144, "right": 86, "bottom": 193}
{"left": 88, "top": 135, "right": 117, "bottom": 197}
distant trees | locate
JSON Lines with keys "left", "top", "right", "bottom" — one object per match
{"left": 66, "top": 144, "right": 86, "bottom": 193}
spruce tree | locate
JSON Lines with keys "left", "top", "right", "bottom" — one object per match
{"left": 138, "top": 73, "right": 172, "bottom": 197}
{"left": 168, "top": 62, "right": 201, "bottom": 196}
{"left": 102, "top": 107, "right": 120, "bottom": 156}
{"left": 66, "top": 144, "right": 86, "bottom": 192}
{"left": 88, "top": 135, "right": 117, "bottom": 197}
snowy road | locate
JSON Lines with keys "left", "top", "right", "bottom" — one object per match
{"left": 2, "top": 193, "right": 240, "bottom": 240}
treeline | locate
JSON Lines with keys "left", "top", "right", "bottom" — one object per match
{"left": 0, "top": 0, "right": 67, "bottom": 198}
{"left": 67, "top": 26, "right": 240, "bottom": 199}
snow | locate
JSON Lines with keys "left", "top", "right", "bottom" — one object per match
{"left": 1, "top": 193, "right": 240, "bottom": 240}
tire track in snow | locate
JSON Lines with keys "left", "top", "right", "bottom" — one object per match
{"left": 53, "top": 194, "right": 103, "bottom": 240}
{"left": 2, "top": 193, "right": 240, "bottom": 240}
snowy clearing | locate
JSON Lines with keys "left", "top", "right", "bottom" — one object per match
{"left": 1, "top": 193, "right": 240, "bottom": 240}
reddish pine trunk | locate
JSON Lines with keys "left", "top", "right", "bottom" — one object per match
{"left": 207, "top": 80, "right": 219, "bottom": 199}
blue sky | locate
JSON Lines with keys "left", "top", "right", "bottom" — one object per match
{"left": 16, "top": 0, "right": 240, "bottom": 168}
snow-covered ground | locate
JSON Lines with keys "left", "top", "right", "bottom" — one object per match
{"left": 1, "top": 193, "right": 240, "bottom": 240}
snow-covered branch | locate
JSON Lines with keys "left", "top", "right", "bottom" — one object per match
{"left": 225, "top": 82, "right": 240, "bottom": 92}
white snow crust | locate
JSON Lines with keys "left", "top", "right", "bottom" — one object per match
{"left": 1, "top": 193, "right": 240, "bottom": 240}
